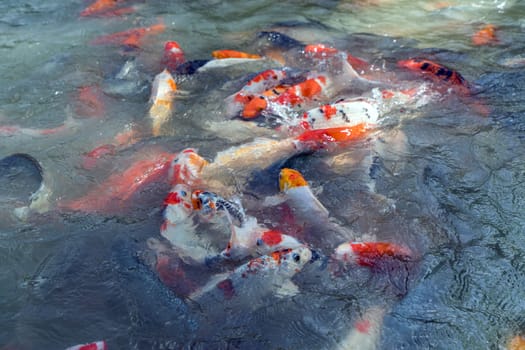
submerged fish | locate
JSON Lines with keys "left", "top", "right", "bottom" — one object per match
{"left": 471, "top": 24, "right": 498, "bottom": 46}
{"left": 90, "top": 22, "right": 166, "bottom": 49}
{"left": 335, "top": 307, "right": 385, "bottom": 350}
{"left": 149, "top": 68, "right": 177, "bottom": 136}
{"left": 65, "top": 341, "right": 107, "bottom": 350}
{"left": 161, "top": 41, "right": 186, "bottom": 72}
{"left": 212, "top": 49, "right": 262, "bottom": 59}
{"left": 189, "top": 247, "right": 312, "bottom": 310}
{"left": 80, "top": 0, "right": 135, "bottom": 17}
{"left": 333, "top": 241, "right": 412, "bottom": 267}
{"left": 397, "top": 58, "right": 471, "bottom": 95}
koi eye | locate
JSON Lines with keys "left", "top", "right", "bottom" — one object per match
{"left": 256, "top": 238, "right": 262, "bottom": 246}
{"left": 292, "top": 253, "right": 300, "bottom": 262}
{"left": 180, "top": 190, "right": 187, "bottom": 197}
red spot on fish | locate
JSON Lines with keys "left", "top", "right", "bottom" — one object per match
{"left": 346, "top": 53, "right": 369, "bottom": 72}
{"left": 350, "top": 242, "right": 412, "bottom": 267}
{"left": 320, "top": 104, "right": 337, "bottom": 119}
{"left": 304, "top": 44, "right": 339, "bottom": 59}
{"left": 261, "top": 230, "right": 283, "bottom": 246}
{"left": 156, "top": 255, "right": 196, "bottom": 297}
{"left": 242, "top": 96, "right": 267, "bottom": 119}
{"left": 295, "top": 124, "right": 369, "bottom": 151}
{"left": 217, "top": 279, "right": 236, "bottom": 299}
{"left": 472, "top": 24, "right": 498, "bottom": 46}
{"left": 164, "top": 191, "right": 182, "bottom": 205}
{"left": 160, "top": 221, "right": 168, "bottom": 232}
{"left": 355, "top": 319, "right": 372, "bottom": 334}
{"left": 76, "top": 85, "right": 105, "bottom": 118}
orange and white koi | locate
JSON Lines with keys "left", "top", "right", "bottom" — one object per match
{"left": 168, "top": 148, "right": 208, "bottom": 187}
{"left": 225, "top": 68, "right": 289, "bottom": 117}
{"left": 148, "top": 68, "right": 177, "bottom": 136}
{"left": 189, "top": 247, "right": 312, "bottom": 308}
{"left": 65, "top": 340, "right": 107, "bottom": 350}
{"left": 335, "top": 307, "right": 385, "bottom": 350}
{"left": 60, "top": 151, "right": 175, "bottom": 213}
{"left": 333, "top": 241, "right": 412, "bottom": 267}
{"left": 80, "top": 0, "right": 135, "bottom": 17}
{"left": 242, "top": 75, "right": 331, "bottom": 119}
{"left": 472, "top": 24, "right": 498, "bottom": 46}
{"left": 90, "top": 22, "right": 166, "bottom": 49}
{"left": 161, "top": 41, "right": 186, "bottom": 72}
{"left": 397, "top": 58, "right": 471, "bottom": 96}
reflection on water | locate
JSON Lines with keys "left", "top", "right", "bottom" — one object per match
{"left": 1, "top": 0, "right": 525, "bottom": 349}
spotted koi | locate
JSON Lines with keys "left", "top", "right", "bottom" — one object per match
{"left": 397, "top": 58, "right": 471, "bottom": 95}
{"left": 149, "top": 68, "right": 177, "bottom": 136}
{"left": 333, "top": 241, "right": 412, "bottom": 267}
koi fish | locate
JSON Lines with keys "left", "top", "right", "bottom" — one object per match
{"left": 60, "top": 151, "right": 175, "bottom": 213}
{"left": 472, "top": 24, "right": 498, "bottom": 46}
{"left": 90, "top": 22, "right": 166, "bottom": 49}
{"left": 161, "top": 41, "right": 186, "bottom": 72}
{"left": 296, "top": 98, "right": 380, "bottom": 131}
{"left": 224, "top": 68, "right": 289, "bottom": 117}
{"left": 242, "top": 75, "right": 330, "bottom": 119}
{"left": 191, "top": 190, "right": 245, "bottom": 226}
{"left": 168, "top": 148, "right": 208, "bottom": 187}
{"left": 0, "top": 115, "right": 77, "bottom": 137}
{"left": 335, "top": 307, "right": 385, "bottom": 350}
{"left": 397, "top": 58, "right": 471, "bottom": 95}
{"left": 80, "top": 0, "right": 135, "bottom": 17}
{"left": 212, "top": 49, "right": 262, "bottom": 59}
{"left": 149, "top": 68, "right": 177, "bottom": 136}
{"left": 293, "top": 124, "right": 373, "bottom": 152}
{"left": 189, "top": 247, "right": 312, "bottom": 309}
{"left": 507, "top": 335, "right": 525, "bottom": 350}
{"left": 333, "top": 241, "right": 412, "bottom": 267}
{"left": 65, "top": 341, "right": 107, "bottom": 350}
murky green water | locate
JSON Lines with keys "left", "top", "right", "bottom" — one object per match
{"left": 1, "top": 0, "right": 525, "bottom": 349}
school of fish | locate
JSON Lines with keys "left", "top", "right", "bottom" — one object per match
{"left": 4, "top": 0, "right": 523, "bottom": 349}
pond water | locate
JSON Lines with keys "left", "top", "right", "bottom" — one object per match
{"left": 1, "top": 0, "right": 525, "bottom": 349}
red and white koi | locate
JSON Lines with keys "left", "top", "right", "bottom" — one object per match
{"left": 149, "top": 68, "right": 177, "bottom": 136}
{"left": 333, "top": 241, "right": 412, "bottom": 267}
{"left": 168, "top": 148, "right": 208, "bottom": 187}
{"left": 303, "top": 43, "right": 370, "bottom": 74}
{"left": 65, "top": 340, "right": 107, "bottom": 350}
{"left": 189, "top": 247, "right": 312, "bottom": 308}
{"left": 161, "top": 41, "right": 186, "bottom": 72}
{"left": 335, "top": 307, "right": 385, "bottom": 350}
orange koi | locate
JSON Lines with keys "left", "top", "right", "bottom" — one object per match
{"left": 333, "top": 241, "right": 412, "bottom": 267}
{"left": 508, "top": 335, "right": 525, "bottom": 350}
{"left": 60, "top": 151, "right": 175, "bottom": 213}
{"left": 80, "top": 0, "right": 134, "bottom": 17}
{"left": 82, "top": 144, "right": 116, "bottom": 170}
{"left": 90, "top": 22, "right": 166, "bottom": 49}
{"left": 212, "top": 49, "right": 261, "bottom": 59}
{"left": 472, "top": 24, "right": 498, "bottom": 46}
{"left": 397, "top": 58, "right": 470, "bottom": 95}
{"left": 161, "top": 41, "right": 186, "bottom": 72}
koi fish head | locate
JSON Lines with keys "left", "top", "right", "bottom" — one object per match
{"left": 277, "top": 246, "right": 313, "bottom": 272}
{"left": 169, "top": 148, "right": 208, "bottom": 186}
{"left": 279, "top": 168, "right": 308, "bottom": 192}
{"left": 162, "top": 41, "right": 186, "bottom": 71}
{"left": 255, "top": 230, "right": 304, "bottom": 255}
{"left": 163, "top": 184, "right": 193, "bottom": 224}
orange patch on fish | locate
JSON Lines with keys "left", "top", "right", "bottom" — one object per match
{"left": 472, "top": 24, "right": 498, "bottom": 46}
{"left": 508, "top": 335, "right": 525, "bottom": 350}
{"left": 80, "top": 0, "right": 124, "bottom": 17}
{"left": 295, "top": 124, "right": 370, "bottom": 149}
{"left": 212, "top": 50, "right": 261, "bottom": 59}
{"left": 260, "top": 230, "right": 284, "bottom": 246}
{"left": 279, "top": 168, "right": 308, "bottom": 191}
{"left": 242, "top": 96, "right": 267, "bottom": 119}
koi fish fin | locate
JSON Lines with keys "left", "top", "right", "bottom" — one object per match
{"left": 275, "top": 279, "right": 299, "bottom": 298}
{"left": 188, "top": 272, "right": 231, "bottom": 301}
{"left": 262, "top": 194, "right": 287, "bottom": 207}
